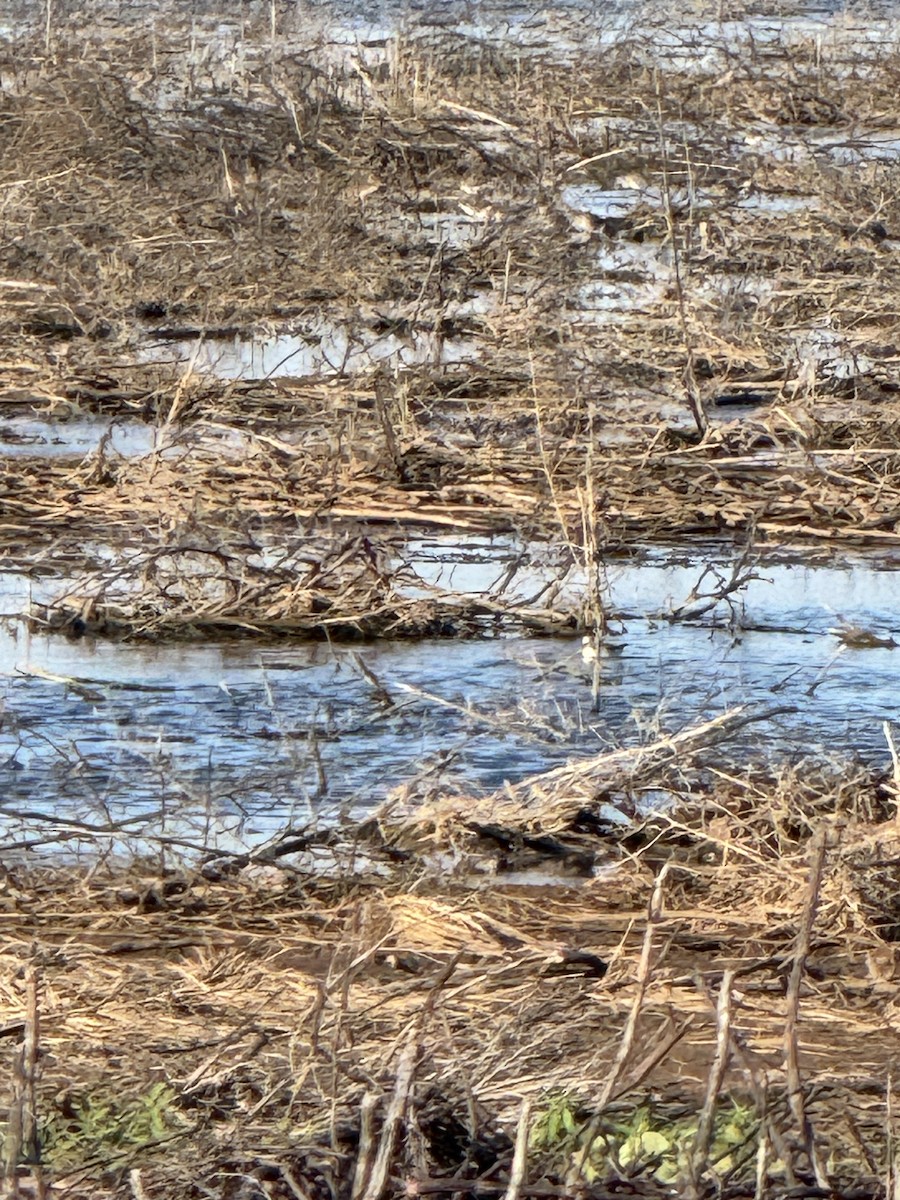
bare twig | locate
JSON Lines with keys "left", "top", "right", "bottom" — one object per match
{"left": 783, "top": 828, "right": 830, "bottom": 1190}
{"left": 352, "top": 1093, "right": 380, "bottom": 1200}
{"left": 688, "top": 968, "right": 736, "bottom": 1196}
{"left": 502, "top": 1101, "right": 532, "bottom": 1200}
{"left": 2, "top": 968, "right": 43, "bottom": 1200}
{"left": 361, "top": 1034, "right": 420, "bottom": 1200}
{"left": 573, "top": 864, "right": 670, "bottom": 1179}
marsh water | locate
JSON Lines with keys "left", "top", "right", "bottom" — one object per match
{"left": 3, "top": 542, "right": 900, "bottom": 855}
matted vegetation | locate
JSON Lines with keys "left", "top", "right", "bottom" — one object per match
{"left": 3, "top": 0, "right": 900, "bottom": 642}
{"left": 2, "top": 745, "right": 900, "bottom": 1198}
{"left": 3, "top": 0, "right": 900, "bottom": 1195}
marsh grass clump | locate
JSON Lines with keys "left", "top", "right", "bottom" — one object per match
{"left": 38, "top": 1083, "right": 181, "bottom": 1171}
{"left": 0, "top": 753, "right": 896, "bottom": 1197}
{"left": 4, "top": 0, "right": 900, "bottom": 631}
{"left": 530, "top": 1093, "right": 760, "bottom": 1188}
{"left": 4, "top": 2, "right": 900, "bottom": 1196}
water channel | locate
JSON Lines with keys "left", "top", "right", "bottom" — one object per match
{"left": 3, "top": 542, "right": 900, "bottom": 857}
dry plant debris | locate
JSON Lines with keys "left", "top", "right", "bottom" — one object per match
{"left": 3, "top": 1, "right": 900, "bottom": 1197}
{"left": 0, "top": 756, "right": 899, "bottom": 1197}
{"left": 2, "top": 4, "right": 900, "bottom": 635}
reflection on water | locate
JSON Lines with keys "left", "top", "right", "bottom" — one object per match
{"left": 2, "top": 543, "right": 900, "bottom": 854}
{"left": 0, "top": 417, "right": 247, "bottom": 460}
{"left": 144, "top": 323, "right": 479, "bottom": 382}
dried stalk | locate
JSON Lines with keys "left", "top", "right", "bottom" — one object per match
{"left": 573, "top": 864, "right": 670, "bottom": 1179}
{"left": 429, "top": 703, "right": 796, "bottom": 829}
{"left": 502, "top": 1100, "right": 532, "bottom": 1200}
{"left": 352, "top": 1092, "right": 380, "bottom": 1200}
{"left": 361, "top": 1034, "right": 419, "bottom": 1200}
{"left": 2, "top": 968, "right": 43, "bottom": 1200}
{"left": 783, "top": 828, "right": 829, "bottom": 1190}
{"left": 687, "top": 968, "right": 735, "bottom": 1196}
{"left": 655, "top": 76, "right": 707, "bottom": 440}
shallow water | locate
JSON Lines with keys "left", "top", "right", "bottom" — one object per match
{"left": 145, "top": 323, "right": 479, "bottom": 381}
{"left": 0, "top": 417, "right": 249, "bottom": 460}
{"left": 3, "top": 543, "right": 900, "bottom": 855}
{"left": 7, "top": 0, "right": 900, "bottom": 861}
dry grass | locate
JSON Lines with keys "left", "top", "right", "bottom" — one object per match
{"left": 1, "top": 751, "right": 899, "bottom": 1197}
{"left": 2, "top": 5, "right": 900, "bottom": 1195}
{"left": 3, "top": 10, "right": 900, "bottom": 636}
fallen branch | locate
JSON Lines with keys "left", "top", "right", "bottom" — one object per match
{"left": 414, "top": 705, "right": 796, "bottom": 831}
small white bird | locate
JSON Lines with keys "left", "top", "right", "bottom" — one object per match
{"left": 581, "top": 635, "right": 598, "bottom": 664}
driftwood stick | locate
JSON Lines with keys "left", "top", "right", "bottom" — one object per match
{"left": 361, "top": 1033, "right": 419, "bottom": 1200}
{"left": 502, "top": 1100, "right": 532, "bottom": 1200}
{"left": 783, "top": 829, "right": 829, "bottom": 1190}
{"left": 425, "top": 705, "right": 795, "bottom": 829}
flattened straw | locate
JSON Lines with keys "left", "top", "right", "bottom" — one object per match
{"left": 783, "top": 828, "right": 829, "bottom": 1190}
{"left": 502, "top": 1100, "right": 532, "bottom": 1200}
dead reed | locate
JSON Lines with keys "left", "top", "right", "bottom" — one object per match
{"left": 0, "top": 746, "right": 898, "bottom": 1197}
{"left": 2, "top": 5, "right": 900, "bottom": 1192}
{"left": 3, "top": 9, "right": 900, "bottom": 637}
